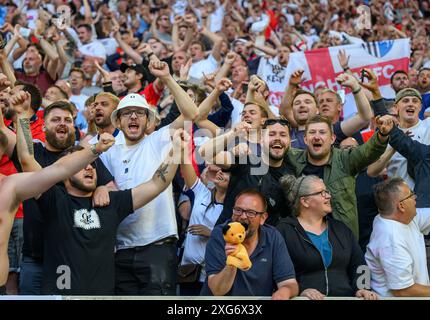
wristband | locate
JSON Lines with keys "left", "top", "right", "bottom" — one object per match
{"left": 90, "top": 143, "right": 101, "bottom": 156}
{"left": 352, "top": 87, "right": 361, "bottom": 95}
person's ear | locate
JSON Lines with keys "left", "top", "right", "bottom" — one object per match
{"left": 260, "top": 212, "right": 268, "bottom": 225}
{"left": 300, "top": 196, "right": 309, "bottom": 208}
{"left": 331, "top": 132, "right": 336, "bottom": 145}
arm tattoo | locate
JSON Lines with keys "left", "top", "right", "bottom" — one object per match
{"left": 155, "top": 163, "right": 169, "bottom": 183}
{"left": 19, "top": 118, "right": 34, "bottom": 156}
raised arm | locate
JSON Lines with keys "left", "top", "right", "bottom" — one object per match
{"left": 279, "top": 69, "right": 304, "bottom": 128}
{"left": 15, "top": 113, "right": 42, "bottom": 172}
{"left": 112, "top": 24, "right": 143, "bottom": 65}
{"left": 246, "top": 75, "right": 276, "bottom": 119}
{"left": 200, "top": 27, "right": 223, "bottom": 62}
{"left": 348, "top": 115, "right": 391, "bottom": 175}
{"left": 195, "top": 77, "right": 232, "bottom": 122}
{"left": 199, "top": 121, "right": 251, "bottom": 167}
{"left": 215, "top": 52, "right": 236, "bottom": 82}
{"left": 14, "top": 133, "right": 115, "bottom": 202}
{"left": 131, "top": 129, "right": 186, "bottom": 210}
{"left": 336, "top": 73, "right": 372, "bottom": 137}
{"left": 0, "top": 49, "right": 17, "bottom": 86}
{"left": 148, "top": 60, "right": 199, "bottom": 126}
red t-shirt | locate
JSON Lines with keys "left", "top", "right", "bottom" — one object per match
{"left": 138, "top": 82, "right": 162, "bottom": 107}
{"left": 0, "top": 114, "right": 46, "bottom": 219}
{"left": 15, "top": 70, "right": 55, "bottom": 95}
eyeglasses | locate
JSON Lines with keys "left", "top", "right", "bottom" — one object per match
{"left": 233, "top": 207, "right": 265, "bottom": 218}
{"left": 399, "top": 191, "right": 417, "bottom": 202}
{"left": 120, "top": 109, "right": 148, "bottom": 118}
{"left": 263, "top": 118, "right": 290, "bottom": 128}
{"left": 302, "top": 189, "right": 331, "bottom": 198}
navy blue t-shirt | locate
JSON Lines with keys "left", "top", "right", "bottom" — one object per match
{"left": 201, "top": 221, "right": 296, "bottom": 296}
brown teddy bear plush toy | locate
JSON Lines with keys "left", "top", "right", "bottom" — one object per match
{"left": 222, "top": 222, "right": 252, "bottom": 271}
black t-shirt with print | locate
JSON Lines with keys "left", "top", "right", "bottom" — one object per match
{"left": 302, "top": 162, "right": 325, "bottom": 179}
{"left": 11, "top": 142, "right": 114, "bottom": 260}
{"left": 37, "top": 186, "right": 133, "bottom": 295}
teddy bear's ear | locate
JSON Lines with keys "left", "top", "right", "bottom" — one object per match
{"left": 240, "top": 222, "right": 249, "bottom": 231}
{"left": 222, "top": 223, "right": 231, "bottom": 235}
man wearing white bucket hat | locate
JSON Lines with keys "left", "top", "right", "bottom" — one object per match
{"left": 100, "top": 59, "right": 199, "bottom": 295}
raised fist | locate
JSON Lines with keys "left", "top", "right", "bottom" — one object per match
{"left": 149, "top": 60, "right": 170, "bottom": 79}
{"left": 375, "top": 115, "right": 394, "bottom": 135}
{"left": 96, "top": 133, "right": 115, "bottom": 153}
{"left": 215, "top": 77, "right": 232, "bottom": 92}
{"left": 336, "top": 73, "right": 360, "bottom": 92}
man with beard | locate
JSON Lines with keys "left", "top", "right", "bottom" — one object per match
{"left": 200, "top": 118, "right": 293, "bottom": 226}
{"left": 99, "top": 59, "right": 198, "bottom": 295}
{"left": 33, "top": 129, "right": 186, "bottom": 295}
{"left": 0, "top": 130, "right": 115, "bottom": 295}
{"left": 14, "top": 51, "right": 55, "bottom": 95}
{"left": 286, "top": 114, "right": 390, "bottom": 239}
{"left": 88, "top": 92, "right": 122, "bottom": 141}
{"left": 200, "top": 189, "right": 299, "bottom": 299}
{"left": 0, "top": 80, "right": 43, "bottom": 294}
{"left": 0, "top": 98, "right": 116, "bottom": 295}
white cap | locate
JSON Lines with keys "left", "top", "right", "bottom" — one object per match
{"left": 110, "top": 93, "right": 157, "bottom": 128}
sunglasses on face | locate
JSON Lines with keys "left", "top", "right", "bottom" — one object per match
{"left": 263, "top": 118, "right": 290, "bottom": 128}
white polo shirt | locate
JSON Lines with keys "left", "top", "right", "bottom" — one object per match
{"left": 99, "top": 125, "right": 177, "bottom": 249}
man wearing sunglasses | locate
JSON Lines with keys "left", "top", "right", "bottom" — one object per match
{"left": 200, "top": 117, "right": 293, "bottom": 226}
{"left": 201, "top": 189, "right": 299, "bottom": 299}
{"left": 366, "top": 177, "right": 430, "bottom": 297}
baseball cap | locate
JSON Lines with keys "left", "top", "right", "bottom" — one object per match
{"left": 119, "top": 63, "right": 147, "bottom": 76}
{"left": 394, "top": 88, "right": 422, "bottom": 104}
{"left": 110, "top": 93, "right": 157, "bottom": 128}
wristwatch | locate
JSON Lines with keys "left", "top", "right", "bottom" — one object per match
{"left": 90, "top": 143, "right": 101, "bottom": 156}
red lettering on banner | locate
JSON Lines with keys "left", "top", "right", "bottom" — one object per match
{"left": 301, "top": 55, "right": 409, "bottom": 93}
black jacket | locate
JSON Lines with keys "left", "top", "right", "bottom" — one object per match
{"left": 389, "top": 125, "right": 430, "bottom": 208}
{"left": 276, "top": 215, "right": 365, "bottom": 297}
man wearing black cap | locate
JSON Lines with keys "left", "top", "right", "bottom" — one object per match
{"left": 117, "top": 62, "right": 164, "bottom": 107}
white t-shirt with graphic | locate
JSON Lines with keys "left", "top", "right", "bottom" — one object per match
{"left": 365, "top": 208, "right": 430, "bottom": 297}
{"left": 99, "top": 125, "right": 177, "bottom": 249}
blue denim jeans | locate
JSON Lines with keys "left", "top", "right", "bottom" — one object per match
{"left": 7, "top": 219, "right": 24, "bottom": 273}
{"left": 19, "top": 256, "right": 43, "bottom": 295}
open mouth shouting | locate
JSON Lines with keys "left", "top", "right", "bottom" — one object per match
{"left": 405, "top": 107, "right": 416, "bottom": 116}
{"left": 83, "top": 171, "right": 94, "bottom": 181}
{"left": 311, "top": 141, "right": 323, "bottom": 152}
{"left": 95, "top": 111, "right": 104, "bottom": 121}
{"left": 128, "top": 122, "right": 140, "bottom": 134}
{"left": 56, "top": 126, "right": 69, "bottom": 139}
